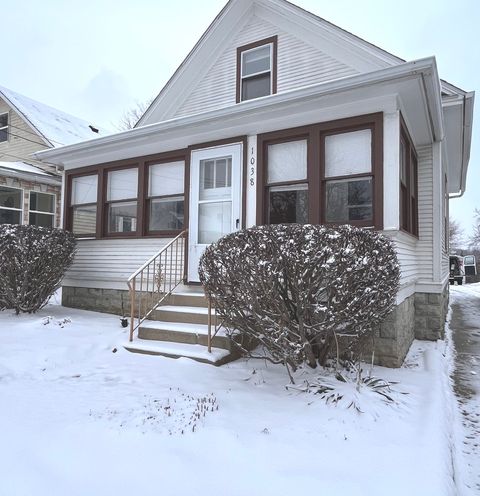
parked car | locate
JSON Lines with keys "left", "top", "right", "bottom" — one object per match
{"left": 463, "top": 255, "right": 477, "bottom": 276}
{"left": 450, "top": 255, "right": 465, "bottom": 285}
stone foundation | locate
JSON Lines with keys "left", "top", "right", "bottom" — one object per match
{"left": 62, "top": 287, "right": 130, "bottom": 316}
{"left": 414, "top": 284, "right": 449, "bottom": 340}
{"left": 373, "top": 294, "right": 415, "bottom": 368}
{"left": 62, "top": 284, "right": 449, "bottom": 368}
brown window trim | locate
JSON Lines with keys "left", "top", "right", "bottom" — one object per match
{"left": 257, "top": 113, "right": 384, "bottom": 230}
{"left": 236, "top": 36, "right": 278, "bottom": 104}
{"left": 64, "top": 149, "right": 187, "bottom": 239}
{"left": 399, "top": 115, "right": 419, "bottom": 238}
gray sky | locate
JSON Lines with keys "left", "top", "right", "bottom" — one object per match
{"left": 2, "top": 0, "right": 479, "bottom": 238}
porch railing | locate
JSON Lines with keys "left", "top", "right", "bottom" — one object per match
{"left": 127, "top": 230, "right": 187, "bottom": 342}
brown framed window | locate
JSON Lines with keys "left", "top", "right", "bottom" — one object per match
{"left": 29, "top": 192, "right": 55, "bottom": 227}
{"left": 147, "top": 160, "right": 185, "bottom": 233}
{"left": 105, "top": 167, "right": 138, "bottom": 235}
{"left": 323, "top": 128, "right": 374, "bottom": 225}
{"left": 0, "top": 112, "right": 8, "bottom": 142}
{"left": 236, "top": 36, "right": 277, "bottom": 103}
{"left": 70, "top": 174, "right": 98, "bottom": 236}
{"left": 399, "top": 118, "right": 418, "bottom": 236}
{"left": 266, "top": 138, "right": 308, "bottom": 224}
{"left": 258, "top": 113, "right": 383, "bottom": 229}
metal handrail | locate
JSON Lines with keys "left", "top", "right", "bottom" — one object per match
{"left": 127, "top": 230, "right": 187, "bottom": 341}
{"left": 207, "top": 297, "right": 223, "bottom": 353}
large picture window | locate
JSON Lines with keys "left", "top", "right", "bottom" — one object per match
{"left": 148, "top": 160, "right": 185, "bottom": 233}
{"left": 29, "top": 192, "right": 55, "bottom": 227}
{"left": 0, "top": 186, "right": 22, "bottom": 224}
{"left": 399, "top": 119, "right": 418, "bottom": 236}
{"left": 106, "top": 168, "right": 138, "bottom": 234}
{"left": 70, "top": 174, "right": 98, "bottom": 236}
{"left": 258, "top": 113, "right": 383, "bottom": 229}
{"left": 236, "top": 37, "right": 277, "bottom": 103}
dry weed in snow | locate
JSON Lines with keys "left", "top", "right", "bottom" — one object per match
{"left": 90, "top": 390, "right": 218, "bottom": 435}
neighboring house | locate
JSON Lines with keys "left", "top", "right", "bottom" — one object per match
{"left": 35, "top": 0, "right": 474, "bottom": 367}
{"left": 0, "top": 85, "right": 106, "bottom": 228}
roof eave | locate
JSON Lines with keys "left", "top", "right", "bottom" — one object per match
{"left": 35, "top": 57, "right": 442, "bottom": 166}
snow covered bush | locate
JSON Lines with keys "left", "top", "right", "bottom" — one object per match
{"left": 0, "top": 225, "right": 76, "bottom": 314}
{"left": 199, "top": 224, "right": 400, "bottom": 375}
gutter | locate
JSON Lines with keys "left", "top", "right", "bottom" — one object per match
{"left": 34, "top": 57, "right": 443, "bottom": 165}
{"left": 448, "top": 91, "right": 475, "bottom": 198}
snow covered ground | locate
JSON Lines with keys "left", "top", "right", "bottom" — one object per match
{"left": 449, "top": 283, "right": 480, "bottom": 495}
{"left": 0, "top": 291, "right": 464, "bottom": 496}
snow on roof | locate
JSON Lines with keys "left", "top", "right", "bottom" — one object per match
{"left": 0, "top": 85, "right": 111, "bottom": 147}
{"left": 0, "top": 161, "right": 51, "bottom": 177}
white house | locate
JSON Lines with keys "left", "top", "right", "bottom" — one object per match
{"left": 35, "top": 0, "right": 474, "bottom": 366}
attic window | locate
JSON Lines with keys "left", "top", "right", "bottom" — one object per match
{"left": 0, "top": 113, "right": 8, "bottom": 142}
{"left": 236, "top": 36, "right": 277, "bottom": 103}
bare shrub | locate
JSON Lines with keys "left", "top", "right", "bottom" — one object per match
{"left": 199, "top": 224, "right": 399, "bottom": 376}
{"left": 0, "top": 225, "right": 76, "bottom": 314}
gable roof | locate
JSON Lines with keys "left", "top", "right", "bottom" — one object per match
{"left": 0, "top": 85, "right": 110, "bottom": 148}
{"left": 138, "top": 0, "right": 398, "bottom": 125}
{"left": 137, "top": 0, "right": 463, "bottom": 126}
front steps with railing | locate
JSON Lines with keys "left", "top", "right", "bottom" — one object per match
{"left": 123, "top": 290, "right": 242, "bottom": 365}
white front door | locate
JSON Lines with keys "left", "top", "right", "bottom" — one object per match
{"left": 188, "top": 143, "right": 243, "bottom": 282}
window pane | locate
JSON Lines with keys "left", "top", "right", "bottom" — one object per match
{"left": 199, "top": 157, "right": 232, "bottom": 201}
{"left": 149, "top": 197, "right": 184, "bottom": 231}
{"left": 72, "top": 205, "right": 97, "bottom": 235}
{"left": 0, "top": 128, "right": 7, "bottom": 142}
{"left": 325, "top": 129, "right": 372, "bottom": 178}
{"left": 72, "top": 175, "right": 98, "bottom": 205}
{"left": 149, "top": 161, "right": 184, "bottom": 197}
{"left": 326, "top": 178, "right": 372, "bottom": 223}
{"left": 198, "top": 201, "right": 231, "bottom": 244}
{"left": 0, "top": 209, "right": 21, "bottom": 224}
{"left": 29, "top": 212, "right": 54, "bottom": 228}
{"left": 242, "top": 74, "right": 271, "bottom": 101}
{"left": 0, "top": 186, "right": 21, "bottom": 209}
{"left": 0, "top": 113, "right": 7, "bottom": 127}
{"left": 107, "top": 169, "right": 138, "bottom": 201}
{"left": 268, "top": 140, "right": 307, "bottom": 183}
{"left": 108, "top": 201, "right": 137, "bottom": 233}
{"left": 30, "top": 192, "right": 54, "bottom": 213}
{"left": 268, "top": 184, "right": 308, "bottom": 224}
{"left": 242, "top": 45, "right": 270, "bottom": 76}
{"left": 464, "top": 256, "right": 475, "bottom": 265}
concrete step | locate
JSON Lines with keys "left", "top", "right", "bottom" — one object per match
{"left": 167, "top": 291, "right": 208, "bottom": 308}
{"left": 138, "top": 320, "right": 233, "bottom": 350}
{"left": 152, "top": 305, "right": 217, "bottom": 325}
{"left": 123, "top": 340, "right": 234, "bottom": 366}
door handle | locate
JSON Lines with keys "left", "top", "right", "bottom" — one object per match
{"left": 236, "top": 218, "right": 240, "bottom": 229}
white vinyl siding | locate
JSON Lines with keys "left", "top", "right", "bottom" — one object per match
{"left": 173, "top": 14, "right": 357, "bottom": 118}
{"left": 63, "top": 238, "right": 183, "bottom": 290}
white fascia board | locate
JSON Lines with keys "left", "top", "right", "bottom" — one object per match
{"left": 460, "top": 92, "right": 475, "bottom": 194}
{"left": 257, "top": 0, "right": 402, "bottom": 71}
{"left": 35, "top": 57, "right": 442, "bottom": 169}
{"left": 444, "top": 91, "right": 475, "bottom": 195}
{"left": 137, "top": 0, "right": 251, "bottom": 125}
